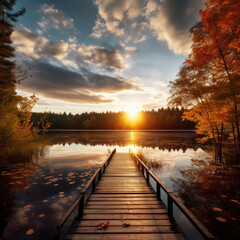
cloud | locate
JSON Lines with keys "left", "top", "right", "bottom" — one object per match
{"left": 12, "top": 27, "right": 131, "bottom": 72}
{"left": 41, "top": 41, "right": 69, "bottom": 60}
{"left": 92, "top": 0, "right": 204, "bottom": 55}
{"left": 142, "top": 84, "right": 170, "bottom": 110}
{"left": 38, "top": 4, "right": 73, "bottom": 30}
{"left": 145, "top": 0, "right": 158, "bottom": 17}
{"left": 18, "top": 60, "right": 141, "bottom": 104}
{"left": 134, "top": 35, "right": 147, "bottom": 44}
{"left": 12, "top": 27, "right": 70, "bottom": 60}
{"left": 76, "top": 45, "right": 129, "bottom": 71}
{"left": 92, "top": 0, "right": 148, "bottom": 40}
{"left": 125, "top": 46, "right": 138, "bottom": 52}
{"left": 147, "top": 0, "right": 205, "bottom": 55}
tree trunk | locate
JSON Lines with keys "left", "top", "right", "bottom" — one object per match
{"left": 218, "top": 123, "right": 224, "bottom": 164}
{"left": 215, "top": 39, "right": 240, "bottom": 155}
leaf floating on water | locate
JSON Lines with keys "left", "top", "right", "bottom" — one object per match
{"left": 122, "top": 223, "right": 130, "bottom": 227}
{"left": 26, "top": 229, "right": 34, "bottom": 235}
{"left": 38, "top": 214, "right": 45, "bottom": 218}
{"left": 42, "top": 200, "right": 48, "bottom": 203}
{"left": 54, "top": 184, "right": 59, "bottom": 186}
{"left": 96, "top": 221, "right": 109, "bottom": 230}
{"left": 230, "top": 199, "right": 240, "bottom": 204}
{"left": 216, "top": 217, "right": 226, "bottom": 222}
{"left": 213, "top": 207, "right": 222, "bottom": 212}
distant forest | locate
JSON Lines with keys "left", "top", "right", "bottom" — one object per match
{"left": 31, "top": 108, "right": 196, "bottom": 129}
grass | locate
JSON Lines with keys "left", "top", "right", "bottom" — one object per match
{"left": 135, "top": 149, "right": 166, "bottom": 170}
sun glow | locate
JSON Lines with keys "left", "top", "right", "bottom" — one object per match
{"left": 127, "top": 109, "right": 139, "bottom": 120}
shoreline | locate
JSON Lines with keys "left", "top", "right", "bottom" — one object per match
{"left": 45, "top": 129, "right": 196, "bottom": 132}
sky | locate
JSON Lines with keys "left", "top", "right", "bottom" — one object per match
{"left": 13, "top": 0, "right": 205, "bottom": 114}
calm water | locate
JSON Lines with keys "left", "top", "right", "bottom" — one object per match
{"left": 0, "top": 131, "right": 239, "bottom": 240}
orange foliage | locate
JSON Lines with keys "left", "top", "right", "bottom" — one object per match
{"left": 169, "top": 0, "right": 240, "bottom": 161}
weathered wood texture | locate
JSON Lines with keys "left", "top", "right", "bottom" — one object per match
{"left": 65, "top": 153, "right": 186, "bottom": 240}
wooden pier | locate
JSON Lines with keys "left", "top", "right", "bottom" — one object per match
{"left": 55, "top": 149, "right": 215, "bottom": 240}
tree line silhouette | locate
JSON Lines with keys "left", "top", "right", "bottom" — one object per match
{"left": 31, "top": 108, "right": 196, "bottom": 130}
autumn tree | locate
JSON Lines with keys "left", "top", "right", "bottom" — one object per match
{"left": 199, "top": 0, "right": 240, "bottom": 155}
{"left": 169, "top": 62, "right": 225, "bottom": 162}
{"left": 169, "top": 0, "right": 240, "bottom": 161}
{"left": 0, "top": 1, "right": 40, "bottom": 143}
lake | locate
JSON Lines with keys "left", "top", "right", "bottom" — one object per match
{"left": 0, "top": 131, "right": 239, "bottom": 240}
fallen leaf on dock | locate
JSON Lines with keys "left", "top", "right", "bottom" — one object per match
{"left": 122, "top": 223, "right": 130, "bottom": 227}
{"left": 96, "top": 221, "right": 109, "bottom": 230}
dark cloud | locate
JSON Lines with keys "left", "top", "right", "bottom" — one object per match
{"left": 161, "top": 0, "right": 204, "bottom": 30}
{"left": 76, "top": 45, "right": 127, "bottom": 71}
{"left": 41, "top": 40, "right": 69, "bottom": 60}
{"left": 18, "top": 60, "right": 141, "bottom": 104}
{"left": 148, "top": 0, "right": 205, "bottom": 54}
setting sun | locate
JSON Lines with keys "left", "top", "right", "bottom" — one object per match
{"left": 127, "top": 109, "right": 139, "bottom": 120}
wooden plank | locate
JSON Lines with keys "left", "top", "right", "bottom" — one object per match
{"left": 85, "top": 204, "right": 164, "bottom": 209}
{"left": 83, "top": 209, "right": 168, "bottom": 214}
{"left": 88, "top": 198, "right": 158, "bottom": 201}
{"left": 69, "top": 225, "right": 181, "bottom": 233}
{"left": 63, "top": 152, "right": 186, "bottom": 240}
{"left": 81, "top": 214, "right": 170, "bottom": 220}
{"left": 65, "top": 233, "right": 186, "bottom": 240}
{"left": 103, "top": 175, "right": 143, "bottom": 177}
{"left": 94, "top": 191, "right": 154, "bottom": 193}
{"left": 91, "top": 194, "right": 156, "bottom": 197}
{"left": 95, "top": 187, "right": 151, "bottom": 189}
{"left": 97, "top": 183, "right": 148, "bottom": 186}
{"left": 86, "top": 201, "right": 160, "bottom": 205}
{"left": 73, "top": 219, "right": 174, "bottom": 227}
{"left": 95, "top": 190, "right": 153, "bottom": 193}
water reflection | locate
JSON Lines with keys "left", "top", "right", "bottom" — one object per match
{"left": 47, "top": 130, "right": 201, "bottom": 152}
{"left": 0, "top": 141, "right": 107, "bottom": 240}
{"left": 0, "top": 131, "right": 238, "bottom": 240}
{"left": 171, "top": 160, "right": 240, "bottom": 240}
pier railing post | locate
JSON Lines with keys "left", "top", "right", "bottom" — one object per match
{"left": 157, "top": 182, "right": 161, "bottom": 200}
{"left": 92, "top": 177, "right": 95, "bottom": 192}
{"left": 146, "top": 171, "right": 149, "bottom": 183}
{"left": 99, "top": 168, "right": 102, "bottom": 181}
{"left": 53, "top": 227, "right": 60, "bottom": 240}
{"left": 77, "top": 194, "right": 84, "bottom": 220}
{"left": 168, "top": 195, "right": 173, "bottom": 219}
